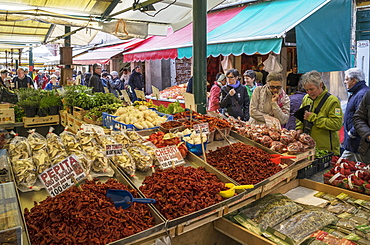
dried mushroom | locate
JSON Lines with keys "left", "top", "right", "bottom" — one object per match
{"left": 113, "top": 149, "right": 135, "bottom": 176}
{"left": 128, "top": 147, "right": 152, "bottom": 171}
{"left": 13, "top": 158, "right": 37, "bottom": 188}
{"left": 33, "top": 149, "right": 52, "bottom": 174}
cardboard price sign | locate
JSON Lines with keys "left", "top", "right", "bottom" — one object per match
{"left": 263, "top": 115, "right": 281, "bottom": 130}
{"left": 121, "top": 90, "right": 131, "bottom": 103}
{"left": 81, "top": 124, "right": 105, "bottom": 135}
{"left": 135, "top": 89, "right": 146, "bottom": 100}
{"left": 193, "top": 123, "right": 209, "bottom": 135}
{"left": 38, "top": 155, "right": 86, "bottom": 197}
{"left": 155, "top": 145, "right": 185, "bottom": 169}
{"left": 151, "top": 85, "right": 160, "bottom": 99}
{"left": 105, "top": 144, "right": 123, "bottom": 157}
{"left": 183, "top": 92, "right": 196, "bottom": 112}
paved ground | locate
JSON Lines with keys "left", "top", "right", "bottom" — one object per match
{"left": 308, "top": 168, "right": 329, "bottom": 183}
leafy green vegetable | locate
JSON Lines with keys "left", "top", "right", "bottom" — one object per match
{"left": 315, "top": 147, "right": 329, "bottom": 159}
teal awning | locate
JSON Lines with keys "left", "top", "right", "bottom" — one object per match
{"left": 178, "top": 0, "right": 330, "bottom": 58}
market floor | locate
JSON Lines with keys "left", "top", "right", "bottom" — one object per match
{"left": 307, "top": 168, "right": 327, "bottom": 183}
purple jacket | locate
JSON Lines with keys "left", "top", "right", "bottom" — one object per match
{"left": 286, "top": 91, "right": 306, "bottom": 130}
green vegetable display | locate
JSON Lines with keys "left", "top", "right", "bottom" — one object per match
{"left": 315, "top": 147, "right": 329, "bottom": 159}
{"left": 157, "top": 101, "right": 185, "bottom": 115}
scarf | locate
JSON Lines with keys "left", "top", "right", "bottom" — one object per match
{"left": 257, "top": 85, "right": 288, "bottom": 114}
{"left": 228, "top": 80, "right": 240, "bottom": 88}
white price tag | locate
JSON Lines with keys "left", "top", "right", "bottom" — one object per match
{"left": 81, "top": 124, "right": 105, "bottom": 135}
{"left": 193, "top": 123, "right": 209, "bottom": 135}
{"left": 38, "top": 155, "right": 86, "bottom": 197}
{"left": 183, "top": 92, "right": 196, "bottom": 112}
{"left": 105, "top": 144, "right": 123, "bottom": 157}
{"left": 155, "top": 145, "right": 185, "bottom": 170}
{"left": 263, "top": 115, "right": 281, "bottom": 130}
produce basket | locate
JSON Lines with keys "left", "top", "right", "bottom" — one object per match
{"left": 83, "top": 115, "right": 103, "bottom": 126}
{"left": 112, "top": 112, "right": 173, "bottom": 131}
{"left": 315, "top": 152, "right": 334, "bottom": 172}
{"left": 102, "top": 112, "right": 118, "bottom": 128}
{"left": 297, "top": 162, "right": 317, "bottom": 179}
{"left": 73, "top": 106, "right": 88, "bottom": 120}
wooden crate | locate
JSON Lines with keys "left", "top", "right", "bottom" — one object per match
{"left": 60, "top": 110, "right": 67, "bottom": 127}
{"left": 73, "top": 106, "right": 88, "bottom": 120}
{"left": 73, "top": 118, "right": 85, "bottom": 133}
{"left": 67, "top": 113, "right": 75, "bottom": 131}
{"left": 0, "top": 108, "right": 15, "bottom": 124}
{"left": 23, "top": 115, "right": 59, "bottom": 128}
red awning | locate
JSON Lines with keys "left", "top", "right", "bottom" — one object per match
{"left": 123, "top": 6, "right": 246, "bottom": 62}
{"left": 73, "top": 38, "right": 149, "bottom": 65}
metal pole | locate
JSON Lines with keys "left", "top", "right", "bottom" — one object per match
{"left": 65, "top": 26, "right": 71, "bottom": 69}
{"left": 29, "top": 47, "right": 34, "bottom": 77}
{"left": 193, "top": 0, "right": 207, "bottom": 114}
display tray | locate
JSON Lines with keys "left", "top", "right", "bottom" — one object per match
{"left": 114, "top": 151, "right": 264, "bottom": 234}
{"left": 214, "top": 179, "right": 370, "bottom": 245}
{"left": 230, "top": 131, "right": 315, "bottom": 162}
{"left": 16, "top": 161, "right": 166, "bottom": 245}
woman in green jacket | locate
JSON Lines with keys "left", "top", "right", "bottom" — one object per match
{"left": 296, "top": 71, "right": 342, "bottom": 155}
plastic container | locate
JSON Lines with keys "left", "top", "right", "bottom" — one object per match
{"left": 185, "top": 140, "right": 207, "bottom": 156}
{"left": 102, "top": 112, "right": 118, "bottom": 128}
{"left": 0, "top": 149, "right": 11, "bottom": 183}
{"left": 0, "top": 182, "right": 23, "bottom": 245}
{"left": 297, "top": 162, "right": 316, "bottom": 179}
{"left": 315, "top": 152, "right": 334, "bottom": 172}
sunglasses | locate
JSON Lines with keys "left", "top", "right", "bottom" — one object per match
{"left": 269, "top": 85, "right": 282, "bottom": 90}
{"left": 227, "top": 76, "right": 235, "bottom": 79}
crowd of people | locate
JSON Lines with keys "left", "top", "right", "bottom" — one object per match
{"left": 207, "top": 66, "right": 370, "bottom": 162}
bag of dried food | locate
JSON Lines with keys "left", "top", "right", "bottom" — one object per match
{"left": 128, "top": 146, "right": 153, "bottom": 171}
{"left": 73, "top": 153, "right": 92, "bottom": 175}
{"left": 111, "top": 130, "right": 131, "bottom": 148}
{"left": 239, "top": 194, "right": 303, "bottom": 230}
{"left": 27, "top": 129, "right": 47, "bottom": 152}
{"left": 32, "top": 149, "right": 52, "bottom": 174}
{"left": 125, "top": 130, "right": 146, "bottom": 143}
{"left": 12, "top": 158, "right": 38, "bottom": 189}
{"left": 8, "top": 132, "right": 31, "bottom": 162}
{"left": 112, "top": 149, "right": 136, "bottom": 177}
{"left": 89, "top": 150, "right": 114, "bottom": 177}
{"left": 60, "top": 128, "right": 83, "bottom": 154}
{"left": 273, "top": 206, "right": 338, "bottom": 243}
{"left": 46, "top": 127, "right": 68, "bottom": 165}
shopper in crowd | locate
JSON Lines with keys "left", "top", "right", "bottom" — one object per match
{"left": 54, "top": 69, "right": 61, "bottom": 81}
{"left": 186, "top": 76, "right": 193, "bottom": 94}
{"left": 254, "top": 63, "right": 269, "bottom": 85}
{"left": 249, "top": 72, "right": 290, "bottom": 126}
{"left": 208, "top": 73, "right": 226, "bottom": 112}
{"left": 12, "top": 68, "right": 33, "bottom": 89}
{"left": 0, "top": 69, "right": 9, "bottom": 87}
{"left": 120, "top": 68, "right": 130, "bottom": 90}
{"left": 220, "top": 69, "right": 250, "bottom": 121}
{"left": 285, "top": 81, "right": 306, "bottom": 130}
{"left": 296, "top": 70, "right": 342, "bottom": 155}
{"left": 109, "top": 71, "right": 122, "bottom": 97}
{"left": 286, "top": 66, "right": 302, "bottom": 95}
{"left": 33, "top": 70, "right": 48, "bottom": 89}
{"left": 44, "top": 74, "right": 60, "bottom": 90}
{"left": 83, "top": 72, "right": 92, "bottom": 87}
{"left": 341, "top": 68, "right": 369, "bottom": 162}
{"left": 128, "top": 65, "right": 144, "bottom": 101}
{"left": 75, "top": 71, "right": 82, "bottom": 85}
{"left": 101, "top": 72, "right": 110, "bottom": 88}
{"left": 243, "top": 70, "right": 260, "bottom": 98}
{"left": 89, "top": 63, "right": 105, "bottom": 93}
{"left": 44, "top": 70, "right": 50, "bottom": 80}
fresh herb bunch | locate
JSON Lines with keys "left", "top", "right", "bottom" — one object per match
{"left": 13, "top": 105, "right": 25, "bottom": 122}
{"left": 315, "top": 147, "right": 329, "bottom": 159}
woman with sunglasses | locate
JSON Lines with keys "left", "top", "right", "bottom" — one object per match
{"left": 249, "top": 71, "right": 290, "bottom": 126}
{"left": 220, "top": 69, "right": 250, "bottom": 121}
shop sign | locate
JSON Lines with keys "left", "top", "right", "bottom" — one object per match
{"left": 38, "top": 155, "right": 86, "bottom": 197}
{"left": 155, "top": 145, "right": 185, "bottom": 169}
{"left": 105, "top": 144, "right": 123, "bottom": 157}
{"left": 194, "top": 123, "right": 209, "bottom": 135}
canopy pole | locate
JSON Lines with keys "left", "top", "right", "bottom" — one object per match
{"left": 29, "top": 47, "right": 34, "bottom": 77}
{"left": 193, "top": 0, "right": 207, "bottom": 114}
{"left": 65, "top": 26, "right": 71, "bottom": 69}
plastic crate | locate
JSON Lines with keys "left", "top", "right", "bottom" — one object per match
{"left": 315, "top": 152, "right": 334, "bottom": 172}
{"left": 111, "top": 111, "right": 173, "bottom": 131}
{"left": 102, "top": 112, "right": 118, "bottom": 128}
{"left": 297, "top": 162, "right": 317, "bottom": 179}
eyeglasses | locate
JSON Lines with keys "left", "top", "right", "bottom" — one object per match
{"left": 269, "top": 85, "right": 282, "bottom": 90}
{"left": 227, "top": 76, "right": 235, "bottom": 79}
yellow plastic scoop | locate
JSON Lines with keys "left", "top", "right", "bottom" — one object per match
{"left": 219, "top": 183, "right": 254, "bottom": 198}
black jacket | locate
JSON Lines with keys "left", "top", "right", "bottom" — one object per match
{"left": 128, "top": 70, "right": 144, "bottom": 90}
{"left": 12, "top": 75, "right": 33, "bottom": 89}
{"left": 220, "top": 82, "right": 250, "bottom": 121}
{"left": 353, "top": 89, "right": 370, "bottom": 163}
{"left": 89, "top": 73, "right": 105, "bottom": 93}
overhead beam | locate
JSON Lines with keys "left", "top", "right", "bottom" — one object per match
{"left": 107, "top": 0, "right": 163, "bottom": 18}
{"left": 45, "top": 27, "right": 84, "bottom": 44}
{"left": 101, "top": 0, "right": 121, "bottom": 19}
{"left": 43, "top": 24, "right": 55, "bottom": 43}
{"left": 0, "top": 31, "right": 45, "bottom": 36}
{"left": 0, "top": 24, "right": 50, "bottom": 29}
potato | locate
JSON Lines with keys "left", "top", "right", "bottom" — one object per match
{"left": 134, "top": 123, "right": 143, "bottom": 130}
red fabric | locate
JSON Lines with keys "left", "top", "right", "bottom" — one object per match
{"left": 339, "top": 125, "right": 344, "bottom": 143}
{"left": 123, "top": 6, "right": 246, "bottom": 62}
{"left": 208, "top": 82, "right": 221, "bottom": 111}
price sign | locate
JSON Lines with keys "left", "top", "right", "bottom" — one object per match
{"left": 121, "top": 90, "right": 131, "bottom": 103}
{"left": 105, "top": 144, "right": 123, "bottom": 157}
{"left": 38, "top": 155, "right": 86, "bottom": 197}
{"left": 183, "top": 92, "right": 196, "bottom": 112}
{"left": 104, "top": 87, "right": 110, "bottom": 93}
{"left": 81, "top": 124, "right": 105, "bottom": 135}
{"left": 152, "top": 85, "right": 160, "bottom": 99}
{"left": 155, "top": 145, "right": 185, "bottom": 170}
{"left": 193, "top": 123, "right": 209, "bottom": 135}
{"left": 135, "top": 89, "right": 146, "bottom": 100}
{"left": 263, "top": 115, "right": 281, "bottom": 130}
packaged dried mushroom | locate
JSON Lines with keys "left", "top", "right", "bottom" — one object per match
{"left": 125, "top": 130, "right": 145, "bottom": 143}
{"left": 128, "top": 147, "right": 153, "bottom": 171}
{"left": 9, "top": 132, "right": 31, "bottom": 162}
{"left": 111, "top": 131, "right": 131, "bottom": 148}
{"left": 112, "top": 149, "right": 136, "bottom": 176}
{"left": 13, "top": 158, "right": 37, "bottom": 188}
{"left": 27, "top": 129, "right": 47, "bottom": 151}
{"left": 60, "top": 129, "right": 83, "bottom": 154}
{"left": 32, "top": 149, "right": 52, "bottom": 174}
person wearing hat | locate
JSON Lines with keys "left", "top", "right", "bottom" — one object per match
{"left": 243, "top": 70, "right": 260, "bottom": 98}
{"left": 0, "top": 69, "right": 9, "bottom": 88}
{"left": 208, "top": 73, "right": 227, "bottom": 112}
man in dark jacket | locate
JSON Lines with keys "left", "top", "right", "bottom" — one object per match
{"left": 12, "top": 68, "right": 33, "bottom": 89}
{"left": 89, "top": 63, "right": 105, "bottom": 93}
{"left": 128, "top": 66, "right": 144, "bottom": 101}
{"left": 342, "top": 68, "right": 369, "bottom": 162}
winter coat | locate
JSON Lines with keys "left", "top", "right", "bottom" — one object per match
{"left": 208, "top": 81, "right": 222, "bottom": 112}
{"left": 89, "top": 73, "right": 105, "bottom": 93}
{"left": 12, "top": 75, "right": 33, "bottom": 89}
{"left": 353, "top": 90, "right": 370, "bottom": 163}
{"left": 296, "top": 86, "right": 342, "bottom": 155}
{"left": 249, "top": 85, "right": 290, "bottom": 126}
{"left": 128, "top": 70, "right": 144, "bottom": 91}
{"left": 220, "top": 81, "right": 250, "bottom": 121}
{"left": 109, "top": 78, "right": 122, "bottom": 97}
{"left": 286, "top": 91, "right": 306, "bottom": 130}
{"left": 343, "top": 81, "right": 370, "bottom": 153}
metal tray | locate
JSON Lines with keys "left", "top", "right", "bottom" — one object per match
{"left": 16, "top": 160, "right": 166, "bottom": 245}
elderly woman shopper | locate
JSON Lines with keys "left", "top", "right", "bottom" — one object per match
{"left": 108, "top": 71, "right": 122, "bottom": 97}
{"left": 296, "top": 70, "right": 342, "bottom": 155}
{"left": 249, "top": 72, "right": 290, "bottom": 126}
{"left": 220, "top": 69, "right": 250, "bottom": 121}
